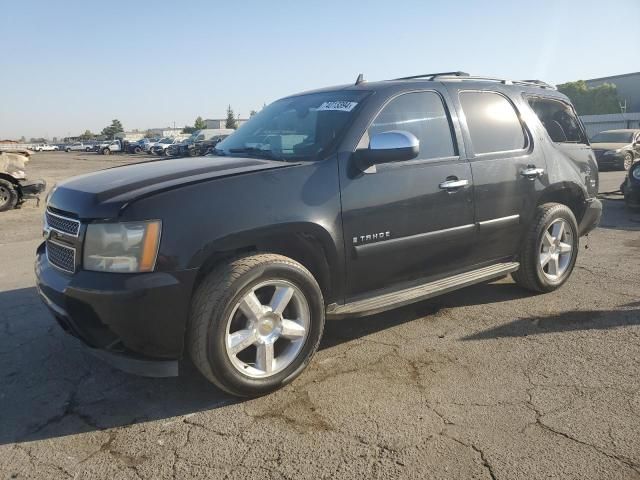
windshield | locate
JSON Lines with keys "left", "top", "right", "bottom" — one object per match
{"left": 590, "top": 131, "right": 634, "bottom": 144}
{"left": 160, "top": 138, "right": 173, "bottom": 144}
{"left": 215, "top": 90, "right": 369, "bottom": 161}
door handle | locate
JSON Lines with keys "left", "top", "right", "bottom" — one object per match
{"left": 439, "top": 178, "right": 470, "bottom": 191}
{"left": 520, "top": 166, "right": 545, "bottom": 179}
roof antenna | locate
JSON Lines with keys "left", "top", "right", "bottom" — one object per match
{"left": 355, "top": 73, "right": 365, "bottom": 85}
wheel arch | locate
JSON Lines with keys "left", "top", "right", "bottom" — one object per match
{"left": 536, "top": 182, "right": 587, "bottom": 224}
{"left": 192, "top": 222, "right": 342, "bottom": 305}
{"left": 0, "top": 173, "right": 21, "bottom": 187}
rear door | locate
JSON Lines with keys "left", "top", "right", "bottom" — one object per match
{"left": 339, "top": 89, "right": 477, "bottom": 298}
{"left": 449, "top": 88, "right": 546, "bottom": 263}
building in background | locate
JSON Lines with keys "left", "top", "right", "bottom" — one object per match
{"left": 579, "top": 72, "right": 640, "bottom": 137}
{"left": 205, "top": 118, "right": 248, "bottom": 129}
{"left": 585, "top": 72, "right": 640, "bottom": 114}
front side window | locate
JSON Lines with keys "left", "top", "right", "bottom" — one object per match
{"left": 365, "top": 91, "right": 457, "bottom": 160}
{"left": 216, "top": 91, "right": 370, "bottom": 161}
{"left": 527, "top": 97, "right": 587, "bottom": 144}
{"left": 460, "top": 91, "right": 527, "bottom": 154}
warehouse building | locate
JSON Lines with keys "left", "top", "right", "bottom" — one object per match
{"left": 579, "top": 72, "right": 640, "bottom": 137}
{"left": 585, "top": 72, "right": 640, "bottom": 113}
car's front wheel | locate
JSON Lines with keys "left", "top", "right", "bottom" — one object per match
{"left": 188, "top": 254, "right": 325, "bottom": 397}
{"left": 622, "top": 152, "right": 634, "bottom": 171}
{"left": 512, "top": 203, "right": 579, "bottom": 293}
{"left": 102, "top": 148, "right": 111, "bottom": 155}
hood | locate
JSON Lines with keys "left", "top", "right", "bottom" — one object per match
{"left": 48, "top": 156, "right": 292, "bottom": 219}
{"left": 590, "top": 142, "right": 629, "bottom": 151}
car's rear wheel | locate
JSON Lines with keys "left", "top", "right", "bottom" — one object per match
{"left": 512, "top": 203, "right": 579, "bottom": 293}
{"left": 622, "top": 152, "right": 634, "bottom": 171}
{"left": 0, "top": 180, "right": 19, "bottom": 212}
{"left": 134, "top": 147, "right": 142, "bottom": 154}
{"left": 188, "top": 253, "right": 325, "bottom": 397}
{"left": 85, "top": 147, "right": 91, "bottom": 152}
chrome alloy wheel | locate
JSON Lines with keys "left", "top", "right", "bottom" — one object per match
{"left": 225, "top": 280, "right": 310, "bottom": 378}
{"left": 539, "top": 218, "right": 573, "bottom": 281}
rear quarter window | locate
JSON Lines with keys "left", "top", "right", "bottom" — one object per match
{"left": 526, "top": 97, "right": 587, "bottom": 144}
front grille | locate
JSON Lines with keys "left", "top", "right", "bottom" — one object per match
{"left": 46, "top": 210, "right": 80, "bottom": 236}
{"left": 46, "top": 240, "right": 76, "bottom": 273}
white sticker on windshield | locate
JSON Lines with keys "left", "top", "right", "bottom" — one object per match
{"left": 316, "top": 101, "right": 358, "bottom": 112}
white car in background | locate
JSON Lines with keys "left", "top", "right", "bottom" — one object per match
{"left": 32, "top": 144, "right": 59, "bottom": 152}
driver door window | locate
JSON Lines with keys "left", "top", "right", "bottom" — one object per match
{"left": 366, "top": 91, "right": 457, "bottom": 161}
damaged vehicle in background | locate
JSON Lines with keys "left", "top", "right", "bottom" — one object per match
{"left": 0, "top": 150, "right": 46, "bottom": 212}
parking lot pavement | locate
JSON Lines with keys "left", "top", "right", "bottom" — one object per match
{"left": 1, "top": 152, "right": 639, "bottom": 479}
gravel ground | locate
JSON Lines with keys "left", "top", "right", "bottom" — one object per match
{"left": 1, "top": 152, "right": 638, "bottom": 479}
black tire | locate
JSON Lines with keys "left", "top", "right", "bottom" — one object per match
{"left": 134, "top": 147, "right": 142, "bottom": 154}
{"left": 188, "top": 253, "right": 325, "bottom": 397}
{"left": 622, "top": 152, "right": 634, "bottom": 171}
{"left": 512, "top": 203, "right": 579, "bottom": 293}
{"left": 102, "top": 148, "right": 111, "bottom": 155}
{"left": 0, "top": 179, "right": 19, "bottom": 212}
{"left": 85, "top": 147, "right": 91, "bottom": 152}
{"left": 65, "top": 149, "right": 70, "bottom": 152}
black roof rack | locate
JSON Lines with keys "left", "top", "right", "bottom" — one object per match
{"left": 393, "top": 71, "right": 470, "bottom": 81}
{"left": 390, "top": 72, "right": 556, "bottom": 90}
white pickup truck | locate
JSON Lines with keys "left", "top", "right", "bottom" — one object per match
{"left": 32, "top": 144, "right": 59, "bottom": 152}
{"left": 97, "top": 140, "right": 123, "bottom": 155}
{"left": 65, "top": 142, "right": 93, "bottom": 152}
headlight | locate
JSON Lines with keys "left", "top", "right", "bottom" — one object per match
{"left": 632, "top": 165, "right": 640, "bottom": 181}
{"left": 83, "top": 220, "right": 161, "bottom": 273}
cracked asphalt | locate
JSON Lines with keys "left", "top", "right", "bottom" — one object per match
{"left": 1, "top": 152, "right": 639, "bottom": 479}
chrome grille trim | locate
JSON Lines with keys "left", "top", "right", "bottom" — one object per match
{"left": 46, "top": 240, "right": 76, "bottom": 274}
{"left": 45, "top": 209, "right": 80, "bottom": 237}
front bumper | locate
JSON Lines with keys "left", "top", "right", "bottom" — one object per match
{"left": 595, "top": 153, "right": 624, "bottom": 168}
{"left": 35, "top": 242, "right": 198, "bottom": 377}
{"left": 578, "top": 197, "right": 602, "bottom": 236}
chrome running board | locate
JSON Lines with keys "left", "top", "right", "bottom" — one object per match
{"left": 326, "top": 262, "right": 520, "bottom": 319}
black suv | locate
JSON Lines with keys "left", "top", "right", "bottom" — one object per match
{"left": 36, "top": 72, "right": 602, "bottom": 397}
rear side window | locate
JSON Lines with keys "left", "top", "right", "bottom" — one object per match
{"left": 367, "top": 91, "right": 457, "bottom": 160}
{"left": 527, "top": 97, "right": 587, "bottom": 144}
{"left": 460, "top": 91, "right": 527, "bottom": 154}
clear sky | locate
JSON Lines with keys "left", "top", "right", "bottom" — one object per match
{"left": 1, "top": 0, "right": 638, "bottom": 140}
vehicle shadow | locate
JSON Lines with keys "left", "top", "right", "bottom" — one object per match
{"left": 0, "top": 279, "right": 533, "bottom": 446}
{"left": 462, "top": 307, "right": 640, "bottom": 341}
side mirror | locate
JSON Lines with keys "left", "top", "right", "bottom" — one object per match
{"left": 355, "top": 130, "right": 419, "bottom": 170}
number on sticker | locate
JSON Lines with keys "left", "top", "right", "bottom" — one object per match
{"left": 316, "top": 101, "right": 358, "bottom": 112}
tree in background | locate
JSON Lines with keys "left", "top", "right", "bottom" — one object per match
{"left": 225, "top": 105, "right": 237, "bottom": 129}
{"left": 194, "top": 116, "right": 207, "bottom": 130}
{"left": 144, "top": 130, "right": 155, "bottom": 139}
{"left": 249, "top": 110, "right": 258, "bottom": 117}
{"left": 79, "top": 130, "right": 94, "bottom": 140}
{"left": 101, "top": 119, "right": 124, "bottom": 139}
{"left": 557, "top": 81, "right": 620, "bottom": 115}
